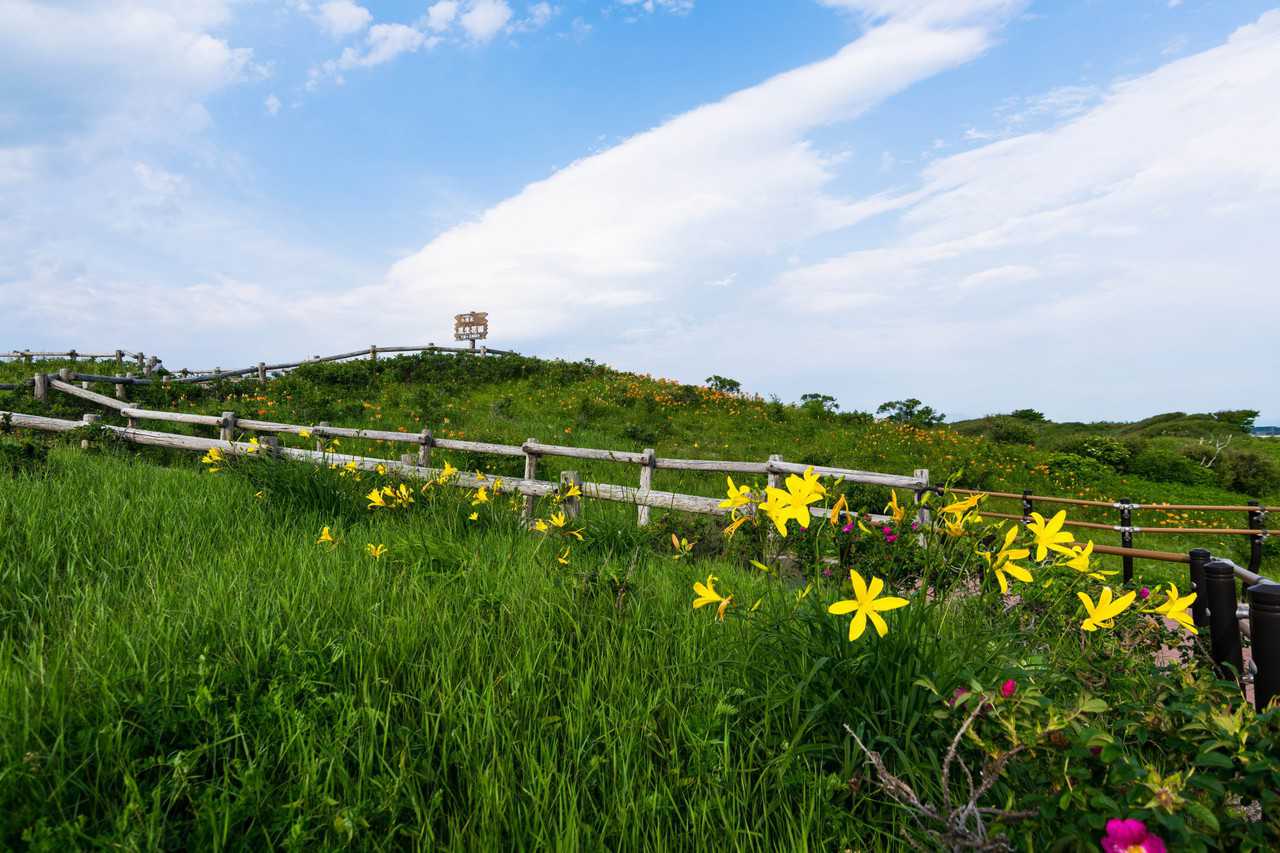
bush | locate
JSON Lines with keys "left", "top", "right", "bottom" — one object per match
{"left": 1127, "top": 447, "right": 1216, "bottom": 486}
{"left": 987, "top": 417, "right": 1036, "bottom": 446}
{"left": 1008, "top": 408, "right": 1047, "bottom": 422}
{"left": 1045, "top": 452, "right": 1109, "bottom": 482}
{"left": 1216, "top": 450, "right": 1280, "bottom": 497}
{"left": 0, "top": 433, "right": 50, "bottom": 477}
{"left": 1057, "top": 435, "right": 1131, "bottom": 469}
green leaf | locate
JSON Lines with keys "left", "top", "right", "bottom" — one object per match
{"left": 1184, "top": 801, "right": 1220, "bottom": 834}
{"left": 1194, "top": 751, "right": 1234, "bottom": 769}
{"left": 1079, "top": 697, "right": 1109, "bottom": 713}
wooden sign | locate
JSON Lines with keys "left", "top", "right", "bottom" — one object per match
{"left": 454, "top": 311, "right": 489, "bottom": 343}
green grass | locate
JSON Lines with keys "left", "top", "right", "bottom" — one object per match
{"left": 2, "top": 446, "right": 1033, "bottom": 850}
{"left": 2, "top": 353, "right": 1273, "bottom": 588}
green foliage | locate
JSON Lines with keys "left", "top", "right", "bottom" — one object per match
{"left": 1128, "top": 447, "right": 1217, "bottom": 486}
{"left": 987, "top": 416, "right": 1037, "bottom": 446}
{"left": 1045, "top": 451, "right": 1110, "bottom": 481}
{"left": 877, "top": 398, "right": 945, "bottom": 427}
{"left": 0, "top": 432, "right": 49, "bottom": 477}
{"left": 705, "top": 375, "right": 742, "bottom": 394}
{"left": 1058, "top": 434, "right": 1133, "bottom": 469}
{"left": 799, "top": 392, "right": 838, "bottom": 416}
{"left": 1216, "top": 450, "right": 1280, "bottom": 497}
{"left": 1213, "top": 410, "right": 1260, "bottom": 434}
{"left": 1009, "top": 408, "right": 1047, "bottom": 422}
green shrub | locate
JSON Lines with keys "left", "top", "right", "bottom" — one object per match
{"left": 987, "top": 417, "right": 1036, "bottom": 446}
{"left": 1057, "top": 435, "right": 1131, "bottom": 469}
{"left": 1127, "top": 447, "right": 1216, "bottom": 486}
{"left": 0, "top": 433, "right": 50, "bottom": 477}
{"left": 1045, "top": 452, "right": 1109, "bottom": 482}
{"left": 1216, "top": 450, "right": 1280, "bottom": 497}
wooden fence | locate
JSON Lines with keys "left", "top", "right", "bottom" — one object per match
{"left": 1, "top": 343, "right": 514, "bottom": 388}
{"left": 3, "top": 389, "right": 1278, "bottom": 710}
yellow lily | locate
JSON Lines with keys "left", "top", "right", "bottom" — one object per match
{"left": 532, "top": 519, "right": 549, "bottom": 533}
{"left": 692, "top": 575, "right": 724, "bottom": 609}
{"left": 246, "top": 436, "right": 260, "bottom": 454}
{"left": 829, "top": 493, "right": 850, "bottom": 528}
{"left": 395, "top": 483, "right": 414, "bottom": 506}
{"left": 375, "top": 463, "right": 387, "bottom": 476}
{"left": 723, "top": 513, "right": 752, "bottom": 538}
{"left": 366, "top": 543, "right": 387, "bottom": 560}
{"left": 437, "top": 460, "right": 458, "bottom": 483}
{"left": 885, "top": 490, "right": 905, "bottom": 524}
{"left": 557, "top": 546, "right": 571, "bottom": 565}
{"left": 316, "top": 526, "right": 336, "bottom": 545}
{"left": 1026, "top": 510, "right": 1075, "bottom": 561}
{"left": 471, "top": 486, "right": 489, "bottom": 505}
{"left": 298, "top": 428, "right": 311, "bottom": 439}
{"left": 366, "top": 488, "right": 387, "bottom": 509}
{"left": 828, "top": 569, "right": 909, "bottom": 641}
{"left": 561, "top": 482, "right": 581, "bottom": 500}
{"left": 760, "top": 466, "right": 826, "bottom": 536}
{"left": 719, "top": 476, "right": 753, "bottom": 510}
{"left": 468, "top": 511, "right": 479, "bottom": 521}
{"left": 1078, "top": 586, "right": 1136, "bottom": 631}
{"left": 1149, "top": 584, "right": 1198, "bottom": 635}
{"left": 671, "top": 534, "right": 695, "bottom": 560}
{"left": 978, "top": 526, "right": 1033, "bottom": 594}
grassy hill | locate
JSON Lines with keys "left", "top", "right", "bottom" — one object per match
{"left": 2, "top": 353, "right": 1277, "bottom": 848}
{"left": 2, "top": 352, "right": 1274, "bottom": 578}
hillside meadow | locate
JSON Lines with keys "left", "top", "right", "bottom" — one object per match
{"left": 1, "top": 353, "right": 1277, "bottom": 850}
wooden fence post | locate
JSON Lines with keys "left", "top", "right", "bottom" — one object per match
{"left": 136, "top": 352, "right": 145, "bottom": 371}
{"left": 418, "top": 428, "right": 433, "bottom": 468}
{"left": 114, "top": 378, "right": 127, "bottom": 401}
{"left": 261, "top": 435, "right": 280, "bottom": 458}
{"left": 637, "top": 448, "right": 656, "bottom": 527}
{"left": 22, "top": 351, "right": 32, "bottom": 367}
{"left": 522, "top": 438, "right": 539, "bottom": 522}
{"left": 80, "top": 413, "right": 99, "bottom": 450}
{"left": 913, "top": 468, "right": 930, "bottom": 543}
{"left": 114, "top": 350, "right": 124, "bottom": 371}
{"left": 560, "top": 471, "right": 582, "bottom": 520}
{"left": 33, "top": 373, "right": 47, "bottom": 403}
{"left": 220, "top": 411, "right": 236, "bottom": 443}
{"left": 370, "top": 345, "right": 378, "bottom": 363}
{"left": 145, "top": 356, "right": 157, "bottom": 377}
{"left": 258, "top": 362, "right": 267, "bottom": 383}
{"left": 316, "top": 422, "right": 329, "bottom": 453}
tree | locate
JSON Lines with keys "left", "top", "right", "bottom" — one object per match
{"left": 1009, "top": 408, "right": 1047, "bottom": 422}
{"left": 800, "top": 393, "right": 838, "bottom": 415}
{"left": 705, "top": 375, "right": 742, "bottom": 395}
{"left": 1212, "top": 410, "right": 1259, "bottom": 434}
{"left": 877, "top": 399, "right": 945, "bottom": 427}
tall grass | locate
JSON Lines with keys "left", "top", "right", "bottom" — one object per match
{"left": 0, "top": 446, "right": 1030, "bottom": 850}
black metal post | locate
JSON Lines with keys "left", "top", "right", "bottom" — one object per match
{"left": 1205, "top": 559, "right": 1244, "bottom": 687}
{"left": 1247, "top": 501, "right": 1264, "bottom": 598}
{"left": 1021, "top": 490, "right": 1033, "bottom": 520}
{"left": 1119, "top": 497, "right": 1134, "bottom": 583}
{"left": 1188, "top": 548, "right": 1210, "bottom": 629}
{"left": 1249, "top": 581, "right": 1280, "bottom": 711}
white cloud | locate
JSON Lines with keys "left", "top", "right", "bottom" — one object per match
{"left": 774, "top": 10, "right": 1280, "bottom": 417}
{"left": 335, "top": 23, "right": 434, "bottom": 70}
{"left": 817, "top": 0, "right": 1025, "bottom": 25}
{"left": 313, "top": 1, "right": 373, "bottom": 38}
{"left": 460, "top": 0, "right": 514, "bottom": 42}
{"left": 371, "top": 18, "right": 995, "bottom": 338}
{"left": 618, "top": 0, "right": 696, "bottom": 14}
{"left": 264, "top": 93, "right": 282, "bottom": 115}
{"left": 424, "top": 1, "right": 461, "bottom": 32}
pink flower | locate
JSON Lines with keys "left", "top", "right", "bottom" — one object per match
{"left": 1138, "top": 587, "right": 1150, "bottom": 600}
{"left": 948, "top": 687, "right": 969, "bottom": 707}
{"left": 910, "top": 521, "right": 921, "bottom": 531}
{"left": 822, "top": 568, "right": 833, "bottom": 578}
{"left": 841, "top": 522, "right": 855, "bottom": 534}
{"left": 884, "top": 533, "right": 898, "bottom": 543}
{"left": 1100, "top": 818, "right": 1166, "bottom": 853}
{"left": 1000, "top": 679, "right": 1017, "bottom": 698}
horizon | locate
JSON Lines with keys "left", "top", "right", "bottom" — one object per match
{"left": 2, "top": 1, "right": 1277, "bottom": 423}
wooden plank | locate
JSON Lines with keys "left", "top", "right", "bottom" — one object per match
{"left": 637, "top": 448, "right": 655, "bottom": 526}
{"left": 522, "top": 438, "right": 538, "bottom": 522}
{"left": 560, "top": 471, "right": 582, "bottom": 519}
{"left": 767, "top": 459, "right": 923, "bottom": 489}
{"left": 120, "top": 408, "right": 222, "bottom": 427}
{"left": 49, "top": 378, "right": 130, "bottom": 411}
{"left": 524, "top": 441, "right": 648, "bottom": 464}
{"left": 653, "top": 458, "right": 770, "bottom": 474}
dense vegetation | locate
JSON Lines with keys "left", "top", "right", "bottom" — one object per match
{"left": 1, "top": 353, "right": 1277, "bottom": 849}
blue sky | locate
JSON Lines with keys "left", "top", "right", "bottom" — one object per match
{"left": 2, "top": 0, "right": 1278, "bottom": 423}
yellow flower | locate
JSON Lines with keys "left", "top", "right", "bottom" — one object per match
{"left": 692, "top": 575, "right": 724, "bottom": 609}
{"left": 493, "top": 478, "right": 504, "bottom": 494}
{"left": 716, "top": 596, "right": 733, "bottom": 622}
{"left": 723, "top": 513, "right": 752, "bottom": 538}
{"left": 718, "top": 476, "right": 753, "bottom": 510}
{"left": 245, "top": 436, "right": 260, "bottom": 454}
{"left": 395, "top": 483, "right": 414, "bottom": 506}
{"left": 885, "top": 490, "right": 906, "bottom": 524}
{"left": 1078, "top": 586, "right": 1136, "bottom": 632}
{"left": 561, "top": 482, "right": 581, "bottom": 500}
{"left": 472, "top": 486, "right": 489, "bottom": 505}
{"left": 366, "top": 543, "right": 387, "bottom": 560}
{"left": 376, "top": 463, "right": 387, "bottom": 476}
{"left": 468, "top": 511, "right": 479, "bottom": 521}
{"left": 671, "top": 534, "right": 695, "bottom": 560}
{"left": 828, "top": 569, "right": 909, "bottom": 641}
{"left": 316, "top": 526, "right": 336, "bottom": 545}
{"left": 1026, "top": 510, "right": 1075, "bottom": 561}
{"left": 557, "top": 546, "right": 571, "bottom": 565}
{"left": 829, "top": 493, "right": 849, "bottom": 528}
{"left": 366, "top": 488, "right": 387, "bottom": 509}
{"left": 942, "top": 516, "right": 968, "bottom": 538}
{"left": 760, "top": 466, "right": 826, "bottom": 536}
{"left": 940, "top": 493, "right": 983, "bottom": 519}
{"left": 978, "top": 526, "right": 1033, "bottom": 594}
{"left": 201, "top": 447, "right": 224, "bottom": 471}
{"left": 1149, "top": 584, "right": 1198, "bottom": 635}
{"left": 298, "top": 428, "right": 312, "bottom": 439}
{"left": 437, "top": 461, "right": 458, "bottom": 483}
{"left": 532, "top": 519, "right": 549, "bottom": 533}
